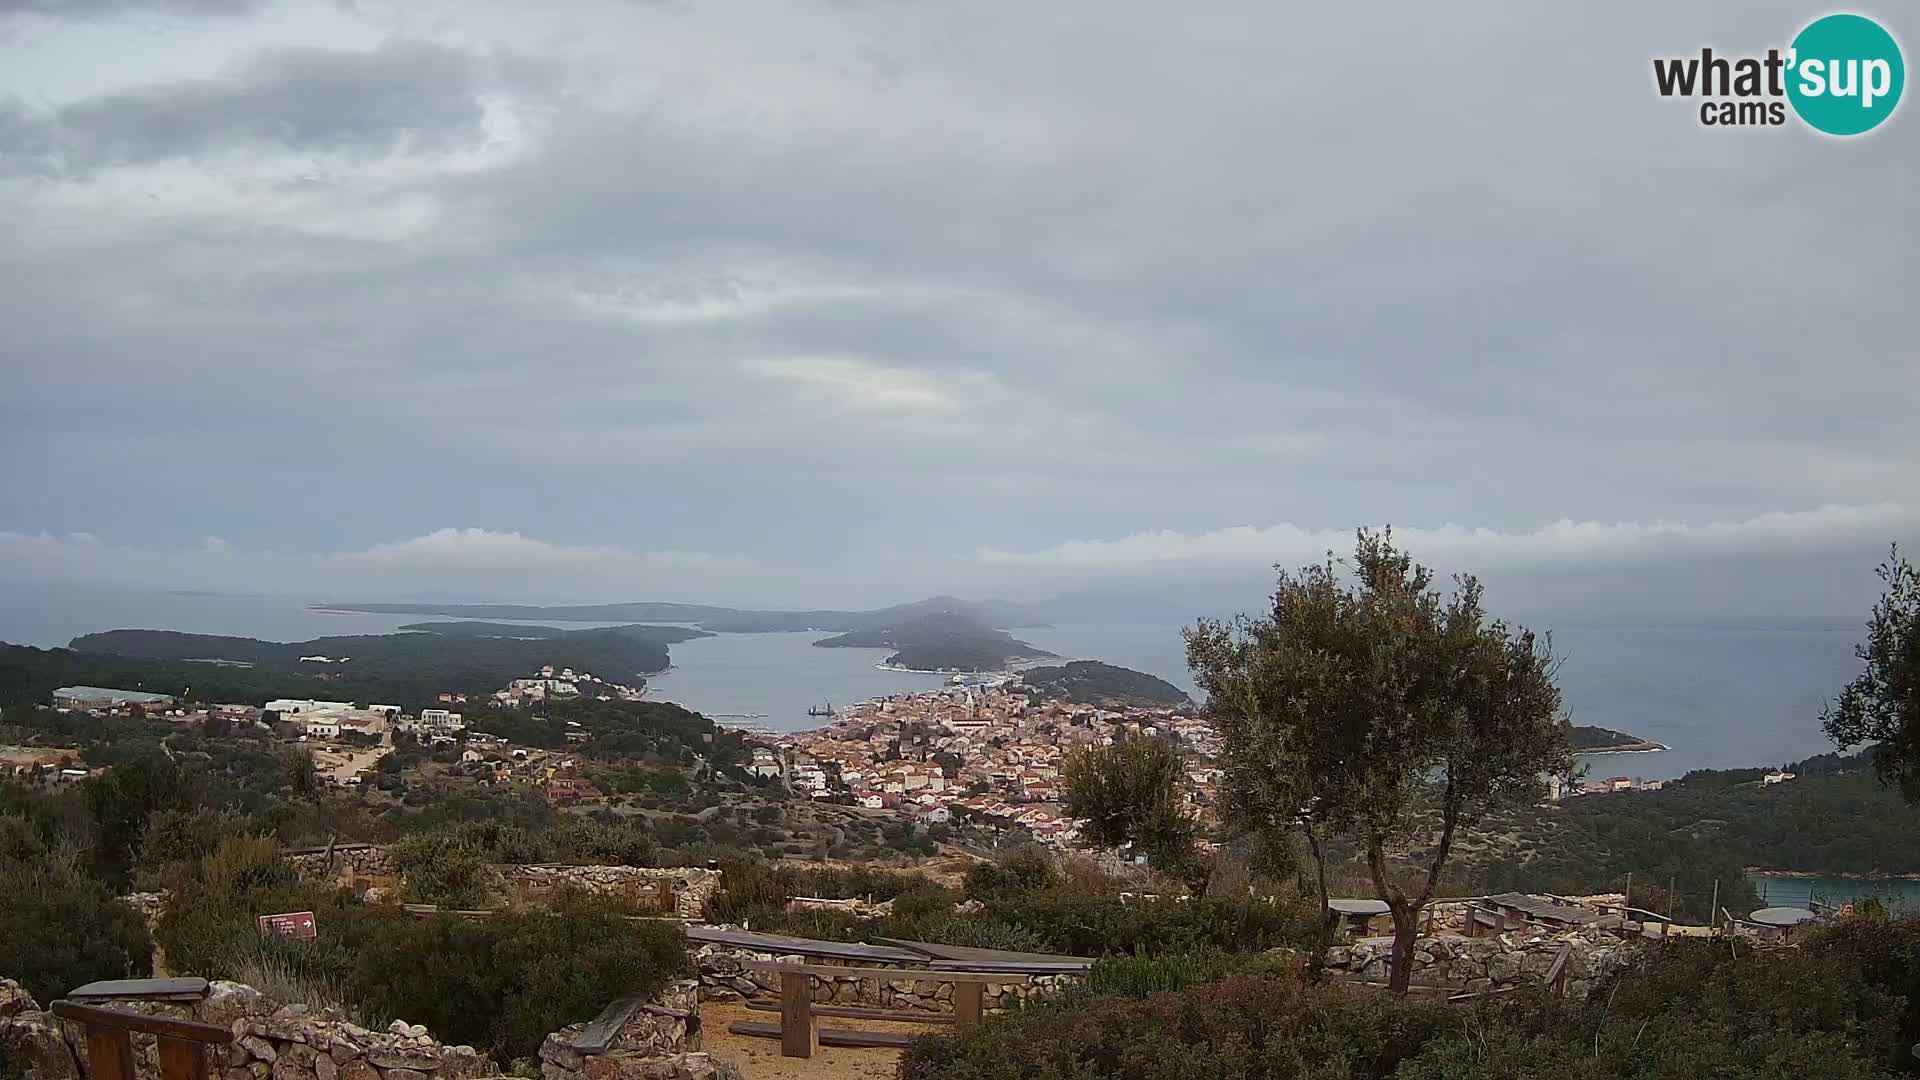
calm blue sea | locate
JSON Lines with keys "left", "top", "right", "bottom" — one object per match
{"left": 0, "top": 584, "right": 1865, "bottom": 780}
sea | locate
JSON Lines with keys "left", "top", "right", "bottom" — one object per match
{"left": 2, "top": 581, "right": 1906, "bottom": 899}
{"left": 0, "top": 582, "right": 1867, "bottom": 779}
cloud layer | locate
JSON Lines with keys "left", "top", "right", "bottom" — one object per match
{"left": 0, "top": 0, "right": 1914, "bottom": 614}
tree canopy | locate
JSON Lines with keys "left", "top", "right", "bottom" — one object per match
{"left": 1189, "top": 529, "right": 1571, "bottom": 992}
{"left": 1823, "top": 544, "right": 1920, "bottom": 802}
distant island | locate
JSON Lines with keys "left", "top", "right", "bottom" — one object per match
{"left": 1016, "top": 660, "right": 1191, "bottom": 708}
{"left": 1570, "top": 725, "right": 1667, "bottom": 753}
{"left": 23, "top": 622, "right": 702, "bottom": 709}
{"left": 396, "top": 621, "right": 711, "bottom": 644}
{"left": 813, "top": 609, "right": 1056, "bottom": 673}
{"left": 313, "top": 595, "right": 1051, "bottom": 634}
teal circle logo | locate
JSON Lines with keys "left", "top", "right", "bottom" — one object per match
{"left": 1786, "top": 14, "right": 1905, "bottom": 135}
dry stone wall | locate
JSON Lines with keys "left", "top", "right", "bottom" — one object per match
{"left": 280, "top": 847, "right": 718, "bottom": 921}
{"left": 284, "top": 845, "right": 399, "bottom": 887}
{"left": 0, "top": 980, "right": 494, "bottom": 1080}
{"left": 503, "top": 867, "right": 718, "bottom": 921}
{"left": 535, "top": 982, "right": 719, "bottom": 1080}
{"left": 691, "top": 944, "right": 1077, "bottom": 1013}
{"left": 1322, "top": 925, "right": 1634, "bottom": 999}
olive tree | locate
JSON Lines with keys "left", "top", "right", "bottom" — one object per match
{"left": 1191, "top": 529, "right": 1570, "bottom": 993}
{"left": 1823, "top": 544, "right": 1920, "bottom": 801}
{"left": 1060, "top": 736, "right": 1210, "bottom": 896}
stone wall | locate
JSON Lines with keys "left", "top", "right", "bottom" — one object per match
{"left": 281, "top": 848, "right": 719, "bottom": 921}
{"left": 0, "top": 980, "right": 494, "bottom": 1080}
{"left": 503, "top": 867, "right": 719, "bottom": 922}
{"left": 535, "top": 982, "right": 718, "bottom": 1080}
{"left": 691, "top": 944, "right": 1077, "bottom": 1014}
{"left": 1322, "top": 926, "right": 1634, "bottom": 999}
{"left": 285, "top": 845, "right": 400, "bottom": 889}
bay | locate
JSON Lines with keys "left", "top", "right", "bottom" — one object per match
{"left": 1747, "top": 874, "right": 1920, "bottom": 911}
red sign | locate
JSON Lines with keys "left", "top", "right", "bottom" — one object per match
{"left": 257, "top": 911, "right": 317, "bottom": 940}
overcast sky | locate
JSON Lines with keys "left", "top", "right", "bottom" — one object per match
{"left": 0, "top": 0, "right": 1914, "bottom": 614}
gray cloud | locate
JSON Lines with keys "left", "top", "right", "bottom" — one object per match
{"left": 0, "top": 0, "right": 262, "bottom": 17}
{"left": 21, "top": 40, "right": 495, "bottom": 171}
{"left": 0, "top": 0, "right": 1914, "bottom": 614}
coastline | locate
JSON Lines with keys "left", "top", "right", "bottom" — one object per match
{"left": 1747, "top": 868, "right": 1920, "bottom": 881}
{"left": 1574, "top": 742, "right": 1670, "bottom": 756}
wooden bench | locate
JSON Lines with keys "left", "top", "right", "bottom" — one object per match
{"left": 727, "top": 962, "right": 1031, "bottom": 1058}
{"left": 50, "top": 1001, "right": 233, "bottom": 1080}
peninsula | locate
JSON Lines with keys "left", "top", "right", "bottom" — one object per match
{"left": 1570, "top": 724, "right": 1667, "bottom": 753}
{"left": 813, "top": 609, "right": 1056, "bottom": 673}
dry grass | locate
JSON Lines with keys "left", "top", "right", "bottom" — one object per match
{"left": 698, "top": 1000, "right": 926, "bottom": 1080}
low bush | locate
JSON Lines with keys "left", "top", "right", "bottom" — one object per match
{"left": 348, "top": 893, "right": 690, "bottom": 1062}
{"left": 1076, "top": 949, "right": 1241, "bottom": 999}
{"left": 0, "top": 861, "right": 153, "bottom": 1005}
{"left": 388, "top": 832, "right": 495, "bottom": 908}
{"left": 903, "top": 932, "right": 1915, "bottom": 1080}
{"left": 962, "top": 847, "right": 1060, "bottom": 902}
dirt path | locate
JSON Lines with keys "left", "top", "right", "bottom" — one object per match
{"left": 699, "top": 1000, "right": 933, "bottom": 1080}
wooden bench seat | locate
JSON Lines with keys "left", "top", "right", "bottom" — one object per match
{"left": 725, "top": 1023, "right": 917, "bottom": 1050}
{"left": 743, "top": 1000, "right": 956, "bottom": 1024}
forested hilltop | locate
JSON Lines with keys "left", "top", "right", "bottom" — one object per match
{"left": 1017, "top": 661, "right": 1191, "bottom": 707}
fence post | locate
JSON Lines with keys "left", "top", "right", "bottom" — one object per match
{"left": 780, "top": 971, "right": 817, "bottom": 1058}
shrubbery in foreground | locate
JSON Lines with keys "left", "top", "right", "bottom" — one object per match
{"left": 902, "top": 926, "right": 1920, "bottom": 1080}
{"left": 151, "top": 837, "right": 689, "bottom": 1064}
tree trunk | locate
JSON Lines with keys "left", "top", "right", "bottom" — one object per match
{"left": 1386, "top": 900, "right": 1424, "bottom": 994}
{"left": 1306, "top": 827, "right": 1333, "bottom": 971}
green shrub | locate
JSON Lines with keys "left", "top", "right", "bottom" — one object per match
{"left": 389, "top": 832, "right": 495, "bottom": 908}
{"left": 349, "top": 893, "right": 689, "bottom": 1062}
{"left": 984, "top": 894, "right": 1312, "bottom": 957}
{"left": 0, "top": 863, "right": 153, "bottom": 1005}
{"left": 1078, "top": 949, "right": 1240, "bottom": 999}
{"left": 962, "top": 847, "right": 1060, "bottom": 902}
{"left": 891, "top": 884, "right": 959, "bottom": 921}
{"left": 153, "top": 835, "right": 398, "bottom": 988}
{"left": 902, "top": 930, "right": 1916, "bottom": 1080}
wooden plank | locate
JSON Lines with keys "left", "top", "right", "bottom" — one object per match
{"left": 727, "top": 1023, "right": 917, "bottom": 1050}
{"left": 51, "top": 1003, "right": 234, "bottom": 1045}
{"left": 743, "top": 962, "right": 1029, "bottom": 985}
{"left": 869, "top": 938, "right": 1095, "bottom": 970}
{"left": 744, "top": 1001, "right": 956, "bottom": 1025}
{"left": 684, "top": 926, "right": 927, "bottom": 964}
{"left": 68, "top": 979, "right": 210, "bottom": 1002}
{"left": 568, "top": 996, "right": 646, "bottom": 1055}
{"left": 779, "top": 972, "right": 816, "bottom": 1059}
{"left": 1543, "top": 942, "right": 1574, "bottom": 996}
{"left": 953, "top": 982, "right": 983, "bottom": 1031}
{"left": 158, "top": 1036, "right": 209, "bottom": 1080}
{"left": 85, "top": 1024, "right": 137, "bottom": 1080}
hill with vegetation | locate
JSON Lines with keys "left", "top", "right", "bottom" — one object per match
{"left": 1016, "top": 660, "right": 1191, "bottom": 707}
{"left": 813, "top": 609, "right": 1057, "bottom": 672}
{"left": 18, "top": 623, "right": 695, "bottom": 709}
{"left": 1418, "top": 750, "right": 1920, "bottom": 919}
{"left": 318, "top": 594, "right": 1050, "bottom": 633}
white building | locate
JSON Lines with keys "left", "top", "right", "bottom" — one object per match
{"left": 265, "top": 699, "right": 354, "bottom": 716}
{"left": 402, "top": 709, "right": 466, "bottom": 735}
{"left": 302, "top": 717, "right": 341, "bottom": 739}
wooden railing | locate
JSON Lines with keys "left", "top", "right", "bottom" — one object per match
{"left": 49, "top": 1001, "right": 233, "bottom": 1080}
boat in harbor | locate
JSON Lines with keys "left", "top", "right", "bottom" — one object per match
{"left": 806, "top": 702, "right": 834, "bottom": 717}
